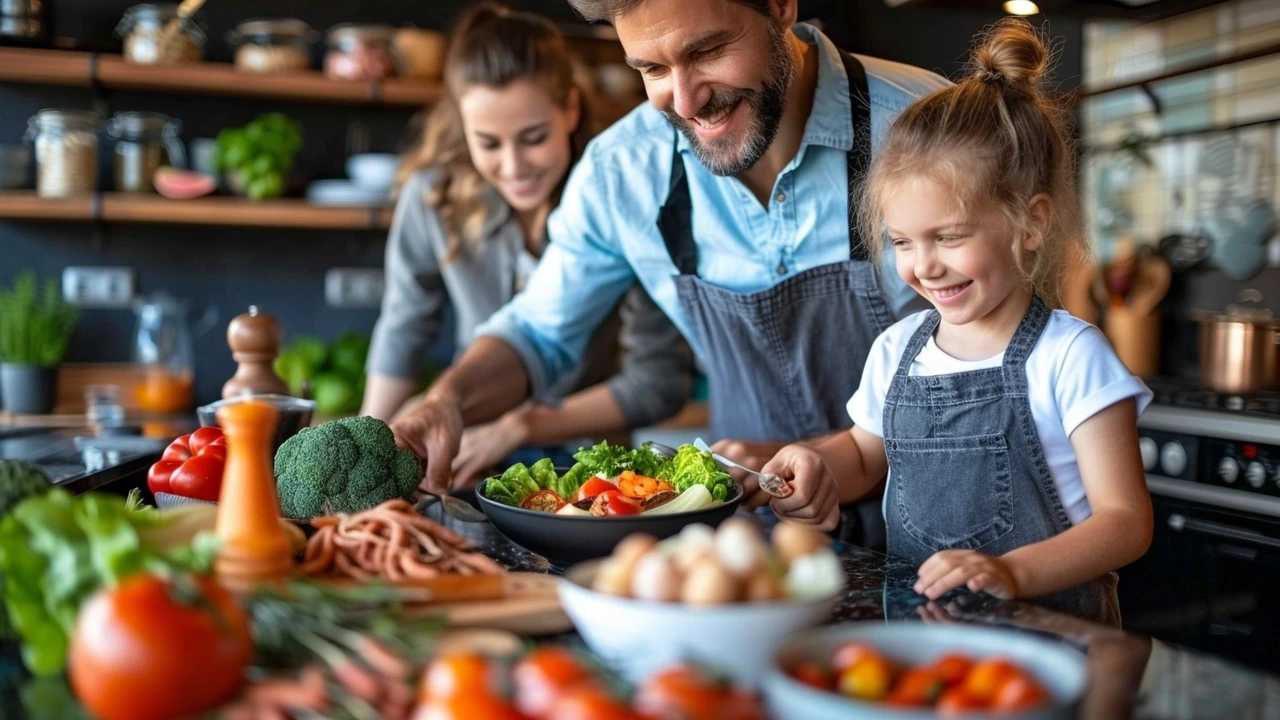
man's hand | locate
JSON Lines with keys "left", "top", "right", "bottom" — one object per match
{"left": 758, "top": 444, "right": 840, "bottom": 531}
{"left": 389, "top": 394, "right": 464, "bottom": 495}
{"left": 914, "top": 550, "right": 1020, "bottom": 600}
{"left": 450, "top": 410, "right": 531, "bottom": 490}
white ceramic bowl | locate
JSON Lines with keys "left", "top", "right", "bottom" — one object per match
{"left": 558, "top": 559, "right": 840, "bottom": 685}
{"left": 306, "top": 179, "right": 390, "bottom": 206}
{"left": 764, "top": 622, "right": 1088, "bottom": 720}
{"left": 345, "top": 153, "right": 399, "bottom": 190}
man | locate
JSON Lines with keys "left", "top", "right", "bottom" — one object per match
{"left": 392, "top": 0, "right": 949, "bottom": 535}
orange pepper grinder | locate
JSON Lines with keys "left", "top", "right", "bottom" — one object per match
{"left": 214, "top": 398, "right": 294, "bottom": 590}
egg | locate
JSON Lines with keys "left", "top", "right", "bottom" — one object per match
{"left": 680, "top": 555, "right": 740, "bottom": 605}
{"left": 612, "top": 532, "right": 657, "bottom": 573}
{"left": 630, "top": 551, "right": 681, "bottom": 602}
{"left": 744, "top": 567, "right": 785, "bottom": 602}
{"left": 669, "top": 523, "right": 717, "bottom": 573}
{"left": 592, "top": 558, "right": 633, "bottom": 596}
{"left": 784, "top": 548, "right": 844, "bottom": 600}
{"left": 772, "top": 521, "right": 830, "bottom": 566}
{"left": 714, "top": 517, "right": 768, "bottom": 579}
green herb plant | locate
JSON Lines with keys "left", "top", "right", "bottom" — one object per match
{"left": 0, "top": 271, "right": 78, "bottom": 368}
{"left": 215, "top": 112, "right": 304, "bottom": 201}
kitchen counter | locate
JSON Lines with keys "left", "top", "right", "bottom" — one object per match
{"left": 4, "top": 503, "right": 1278, "bottom": 719}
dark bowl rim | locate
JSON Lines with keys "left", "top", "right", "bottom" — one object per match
{"left": 475, "top": 473, "right": 743, "bottom": 522}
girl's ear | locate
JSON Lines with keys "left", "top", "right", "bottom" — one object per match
{"left": 566, "top": 86, "right": 582, "bottom": 135}
{"left": 1024, "top": 193, "right": 1053, "bottom": 252}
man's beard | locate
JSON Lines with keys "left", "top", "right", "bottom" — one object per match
{"left": 664, "top": 23, "right": 796, "bottom": 177}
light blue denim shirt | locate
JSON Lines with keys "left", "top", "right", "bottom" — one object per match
{"left": 478, "top": 23, "right": 951, "bottom": 397}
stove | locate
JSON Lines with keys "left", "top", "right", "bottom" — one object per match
{"left": 0, "top": 426, "right": 166, "bottom": 495}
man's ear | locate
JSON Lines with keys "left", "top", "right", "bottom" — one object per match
{"left": 1024, "top": 193, "right": 1053, "bottom": 252}
{"left": 770, "top": 0, "right": 800, "bottom": 29}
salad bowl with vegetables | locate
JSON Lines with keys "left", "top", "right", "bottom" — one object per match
{"left": 476, "top": 441, "right": 743, "bottom": 563}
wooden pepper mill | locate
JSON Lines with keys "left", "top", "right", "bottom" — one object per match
{"left": 214, "top": 398, "right": 294, "bottom": 590}
{"left": 222, "top": 305, "right": 290, "bottom": 398}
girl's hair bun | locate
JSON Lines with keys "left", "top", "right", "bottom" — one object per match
{"left": 971, "top": 18, "right": 1049, "bottom": 91}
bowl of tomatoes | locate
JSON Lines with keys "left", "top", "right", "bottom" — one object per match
{"left": 763, "top": 622, "right": 1087, "bottom": 719}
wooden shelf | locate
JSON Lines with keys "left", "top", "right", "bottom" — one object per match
{"left": 0, "top": 192, "right": 392, "bottom": 231}
{"left": 0, "top": 47, "right": 441, "bottom": 107}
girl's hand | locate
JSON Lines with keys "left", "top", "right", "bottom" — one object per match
{"left": 450, "top": 410, "right": 531, "bottom": 489}
{"left": 914, "top": 550, "right": 1020, "bottom": 600}
{"left": 759, "top": 444, "right": 841, "bottom": 531}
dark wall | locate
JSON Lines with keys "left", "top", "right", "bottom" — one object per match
{"left": 0, "top": 1, "right": 1084, "bottom": 406}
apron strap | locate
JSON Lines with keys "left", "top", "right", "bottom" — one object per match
{"left": 655, "top": 46, "right": 875, "bottom": 276}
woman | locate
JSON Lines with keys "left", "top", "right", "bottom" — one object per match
{"left": 362, "top": 2, "right": 693, "bottom": 486}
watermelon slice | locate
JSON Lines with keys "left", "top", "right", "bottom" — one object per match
{"left": 154, "top": 168, "right": 217, "bottom": 200}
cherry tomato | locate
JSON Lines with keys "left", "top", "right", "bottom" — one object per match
{"left": 932, "top": 653, "right": 975, "bottom": 686}
{"left": 962, "top": 657, "right": 1020, "bottom": 703}
{"left": 885, "top": 668, "right": 945, "bottom": 707}
{"left": 589, "top": 490, "right": 642, "bottom": 517}
{"left": 937, "top": 686, "right": 987, "bottom": 716}
{"left": 832, "top": 641, "right": 878, "bottom": 673}
{"left": 68, "top": 574, "right": 252, "bottom": 720}
{"left": 418, "top": 653, "right": 494, "bottom": 702}
{"left": 414, "top": 695, "right": 526, "bottom": 720}
{"left": 789, "top": 661, "right": 833, "bottom": 691}
{"left": 572, "top": 478, "right": 617, "bottom": 504}
{"left": 514, "top": 646, "right": 593, "bottom": 718}
{"left": 521, "top": 490, "right": 568, "bottom": 514}
{"left": 992, "top": 673, "right": 1049, "bottom": 713}
{"left": 837, "top": 655, "right": 895, "bottom": 702}
{"left": 549, "top": 684, "right": 637, "bottom": 720}
{"left": 635, "top": 666, "right": 763, "bottom": 720}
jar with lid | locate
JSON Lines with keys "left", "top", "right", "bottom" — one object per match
{"left": 227, "top": 18, "right": 317, "bottom": 74}
{"left": 116, "top": 3, "right": 204, "bottom": 65}
{"left": 324, "top": 24, "right": 399, "bottom": 80}
{"left": 107, "top": 112, "right": 185, "bottom": 193}
{"left": 25, "top": 109, "right": 99, "bottom": 198}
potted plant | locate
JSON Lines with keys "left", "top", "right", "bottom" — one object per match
{"left": 0, "top": 271, "right": 78, "bottom": 414}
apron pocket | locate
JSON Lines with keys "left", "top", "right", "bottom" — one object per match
{"left": 886, "top": 433, "right": 1015, "bottom": 552}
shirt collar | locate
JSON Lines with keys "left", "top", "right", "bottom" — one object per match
{"left": 673, "top": 22, "right": 853, "bottom": 157}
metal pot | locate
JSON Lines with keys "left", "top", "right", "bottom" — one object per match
{"left": 1197, "top": 290, "right": 1280, "bottom": 394}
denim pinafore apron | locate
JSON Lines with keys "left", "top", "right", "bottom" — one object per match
{"left": 882, "top": 296, "right": 1121, "bottom": 625}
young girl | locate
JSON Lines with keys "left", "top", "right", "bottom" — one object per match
{"left": 363, "top": 4, "right": 692, "bottom": 485}
{"left": 759, "top": 20, "right": 1153, "bottom": 624}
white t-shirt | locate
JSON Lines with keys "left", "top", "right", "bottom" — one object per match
{"left": 846, "top": 309, "right": 1152, "bottom": 525}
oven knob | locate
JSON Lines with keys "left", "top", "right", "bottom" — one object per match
{"left": 1219, "top": 457, "right": 1239, "bottom": 484}
{"left": 1160, "top": 442, "right": 1187, "bottom": 477}
{"left": 1246, "top": 462, "right": 1267, "bottom": 489}
{"left": 1139, "top": 438, "right": 1158, "bottom": 471}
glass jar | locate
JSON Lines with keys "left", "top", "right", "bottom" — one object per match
{"left": 25, "top": 109, "right": 99, "bottom": 198}
{"left": 116, "top": 3, "right": 204, "bottom": 65}
{"left": 324, "top": 24, "right": 399, "bottom": 80}
{"left": 107, "top": 111, "right": 185, "bottom": 193}
{"left": 227, "top": 18, "right": 316, "bottom": 74}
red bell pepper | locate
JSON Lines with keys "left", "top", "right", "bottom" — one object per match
{"left": 148, "top": 426, "right": 226, "bottom": 501}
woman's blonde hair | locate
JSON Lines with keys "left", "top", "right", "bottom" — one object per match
{"left": 396, "top": 2, "right": 595, "bottom": 263}
{"left": 857, "top": 18, "right": 1088, "bottom": 307}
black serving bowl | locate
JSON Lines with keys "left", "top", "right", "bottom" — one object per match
{"left": 476, "top": 471, "right": 743, "bottom": 564}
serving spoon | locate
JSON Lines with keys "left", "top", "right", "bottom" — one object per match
{"left": 648, "top": 439, "right": 793, "bottom": 499}
{"left": 415, "top": 489, "right": 488, "bottom": 523}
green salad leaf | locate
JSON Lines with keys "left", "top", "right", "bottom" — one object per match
{"left": 529, "top": 458, "right": 558, "bottom": 490}
{"left": 553, "top": 463, "right": 593, "bottom": 499}
{"left": 484, "top": 463, "right": 541, "bottom": 507}
{"left": 667, "top": 445, "right": 734, "bottom": 502}
{"left": 571, "top": 441, "right": 634, "bottom": 478}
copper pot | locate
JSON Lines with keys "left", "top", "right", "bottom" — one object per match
{"left": 1197, "top": 291, "right": 1280, "bottom": 394}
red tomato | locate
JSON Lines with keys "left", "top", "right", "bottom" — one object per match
{"left": 160, "top": 433, "right": 193, "bottom": 462}
{"left": 789, "top": 661, "right": 833, "bottom": 691}
{"left": 68, "top": 574, "right": 252, "bottom": 720}
{"left": 168, "top": 452, "right": 225, "bottom": 502}
{"left": 992, "top": 674, "right": 1048, "bottom": 713}
{"left": 414, "top": 695, "right": 526, "bottom": 720}
{"left": 937, "top": 687, "right": 987, "bottom": 716}
{"left": 521, "top": 490, "right": 568, "bottom": 514}
{"left": 549, "top": 685, "right": 637, "bottom": 720}
{"left": 933, "top": 653, "right": 976, "bottom": 686}
{"left": 187, "top": 426, "right": 225, "bottom": 454}
{"left": 885, "top": 668, "right": 945, "bottom": 707}
{"left": 513, "top": 646, "right": 593, "bottom": 718}
{"left": 837, "top": 655, "right": 895, "bottom": 702}
{"left": 146, "top": 459, "right": 181, "bottom": 495}
{"left": 962, "top": 658, "right": 1020, "bottom": 703}
{"left": 418, "top": 653, "right": 494, "bottom": 702}
{"left": 572, "top": 478, "right": 617, "bottom": 504}
{"left": 589, "top": 490, "right": 641, "bottom": 517}
{"left": 635, "top": 666, "right": 763, "bottom": 720}
{"left": 832, "top": 641, "right": 878, "bottom": 673}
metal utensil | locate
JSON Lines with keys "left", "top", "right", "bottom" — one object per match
{"left": 415, "top": 490, "right": 488, "bottom": 523}
{"left": 646, "top": 439, "right": 793, "bottom": 498}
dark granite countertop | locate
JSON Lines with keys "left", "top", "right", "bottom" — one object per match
{"left": 4, "top": 503, "right": 1278, "bottom": 719}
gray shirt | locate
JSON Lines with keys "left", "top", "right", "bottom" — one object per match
{"left": 368, "top": 170, "right": 694, "bottom": 429}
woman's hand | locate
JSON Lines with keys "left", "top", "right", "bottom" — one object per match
{"left": 914, "top": 550, "right": 1020, "bottom": 600}
{"left": 449, "top": 409, "right": 532, "bottom": 489}
{"left": 758, "top": 444, "right": 841, "bottom": 531}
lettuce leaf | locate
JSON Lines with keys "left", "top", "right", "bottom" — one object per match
{"left": 668, "top": 445, "right": 733, "bottom": 502}
{"left": 571, "top": 441, "right": 634, "bottom": 478}
{"left": 483, "top": 463, "right": 540, "bottom": 507}
{"left": 552, "top": 462, "right": 592, "bottom": 500}
{"left": 528, "top": 458, "right": 558, "bottom": 490}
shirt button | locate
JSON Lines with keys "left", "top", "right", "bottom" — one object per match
{"left": 775, "top": 191, "right": 787, "bottom": 204}
{"left": 776, "top": 262, "right": 788, "bottom": 275}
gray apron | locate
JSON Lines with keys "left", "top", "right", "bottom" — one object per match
{"left": 882, "top": 296, "right": 1122, "bottom": 626}
{"left": 655, "top": 51, "right": 893, "bottom": 546}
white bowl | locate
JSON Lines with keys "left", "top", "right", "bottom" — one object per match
{"left": 306, "top": 179, "right": 390, "bottom": 206}
{"left": 345, "top": 153, "right": 399, "bottom": 190}
{"left": 764, "top": 622, "right": 1087, "bottom": 720}
{"left": 558, "top": 559, "right": 839, "bottom": 685}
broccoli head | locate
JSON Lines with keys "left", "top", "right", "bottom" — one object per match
{"left": 273, "top": 416, "right": 422, "bottom": 519}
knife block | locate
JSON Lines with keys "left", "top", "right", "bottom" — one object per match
{"left": 1105, "top": 306, "right": 1160, "bottom": 378}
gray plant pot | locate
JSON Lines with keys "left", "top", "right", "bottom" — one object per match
{"left": 0, "top": 363, "right": 57, "bottom": 414}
